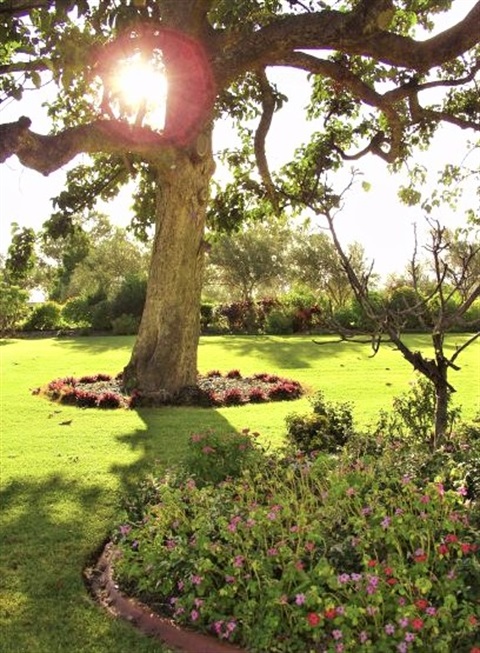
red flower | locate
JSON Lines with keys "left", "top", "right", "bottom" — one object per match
{"left": 468, "top": 615, "right": 478, "bottom": 626}
{"left": 415, "top": 599, "right": 428, "bottom": 611}
{"left": 367, "top": 559, "right": 377, "bottom": 567}
{"left": 386, "top": 577, "right": 398, "bottom": 586}
{"left": 414, "top": 554, "right": 427, "bottom": 563}
{"left": 324, "top": 608, "right": 337, "bottom": 620}
{"left": 438, "top": 544, "right": 449, "bottom": 556}
{"left": 411, "top": 618, "right": 424, "bottom": 631}
{"left": 460, "top": 543, "right": 473, "bottom": 554}
{"left": 445, "top": 534, "right": 458, "bottom": 544}
{"left": 384, "top": 566, "right": 394, "bottom": 576}
{"left": 307, "top": 613, "right": 321, "bottom": 627}
{"left": 470, "top": 648, "right": 480, "bottom": 653}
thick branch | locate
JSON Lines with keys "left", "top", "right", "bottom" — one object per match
{"left": 0, "top": 60, "right": 49, "bottom": 75}
{"left": 0, "top": 116, "right": 173, "bottom": 176}
{"left": 216, "top": 2, "right": 480, "bottom": 84}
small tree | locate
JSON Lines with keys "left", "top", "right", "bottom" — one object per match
{"left": 285, "top": 173, "right": 479, "bottom": 449}
{"left": 0, "top": 281, "right": 29, "bottom": 335}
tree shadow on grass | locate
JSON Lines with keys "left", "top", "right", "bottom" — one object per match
{"left": 50, "top": 334, "right": 135, "bottom": 355}
{"left": 111, "top": 405, "right": 239, "bottom": 497}
{"left": 0, "top": 404, "right": 235, "bottom": 653}
{"left": 0, "top": 474, "right": 167, "bottom": 653}
{"left": 199, "top": 334, "right": 370, "bottom": 371}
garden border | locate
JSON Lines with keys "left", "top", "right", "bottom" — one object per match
{"left": 84, "top": 542, "right": 247, "bottom": 653}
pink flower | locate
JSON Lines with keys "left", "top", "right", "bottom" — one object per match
{"left": 191, "top": 609, "right": 199, "bottom": 621}
{"left": 295, "top": 593, "right": 306, "bottom": 605}
{"left": 385, "top": 624, "right": 395, "bottom": 635}
{"left": 332, "top": 629, "right": 343, "bottom": 640}
{"left": 191, "top": 574, "right": 203, "bottom": 585}
{"left": 233, "top": 555, "right": 244, "bottom": 568}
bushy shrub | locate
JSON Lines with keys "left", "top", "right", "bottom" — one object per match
{"left": 23, "top": 301, "right": 64, "bottom": 331}
{"left": 90, "top": 299, "right": 112, "bottom": 331}
{"left": 265, "top": 308, "right": 294, "bottom": 334}
{"left": 200, "top": 302, "right": 215, "bottom": 331}
{"left": 286, "top": 390, "right": 355, "bottom": 453}
{"left": 111, "top": 313, "right": 139, "bottom": 335}
{"left": 376, "top": 375, "right": 461, "bottom": 444}
{"left": 110, "top": 274, "right": 147, "bottom": 320}
{"left": 62, "top": 296, "right": 92, "bottom": 328}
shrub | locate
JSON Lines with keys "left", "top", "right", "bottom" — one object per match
{"left": 248, "top": 387, "right": 267, "bottom": 403}
{"left": 200, "top": 302, "right": 215, "bottom": 331}
{"left": 268, "top": 381, "right": 303, "bottom": 401}
{"left": 226, "top": 369, "right": 242, "bottom": 379}
{"left": 90, "top": 299, "right": 113, "bottom": 331}
{"left": 286, "top": 390, "right": 355, "bottom": 453}
{"left": 111, "top": 313, "right": 140, "bottom": 335}
{"left": 61, "top": 296, "right": 92, "bottom": 328}
{"left": 110, "top": 274, "right": 147, "bottom": 320}
{"left": 265, "top": 308, "right": 294, "bottom": 334}
{"left": 376, "top": 375, "right": 461, "bottom": 444}
{"left": 97, "top": 391, "right": 122, "bottom": 409}
{"left": 23, "top": 301, "right": 64, "bottom": 331}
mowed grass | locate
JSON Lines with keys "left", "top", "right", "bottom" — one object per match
{"left": 1, "top": 334, "right": 479, "bottom": 653}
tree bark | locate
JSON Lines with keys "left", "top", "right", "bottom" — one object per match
{"left": 122, "top": 138, "right": 215, "bottom": 399}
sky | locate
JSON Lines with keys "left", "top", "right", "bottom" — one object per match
{"left": 0, "top": 1, "right": 478, "bottom": 279}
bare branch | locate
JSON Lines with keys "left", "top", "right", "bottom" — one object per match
{"left": 450, "top": 331, "right": 480, "bottom": 366}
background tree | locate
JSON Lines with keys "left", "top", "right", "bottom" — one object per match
{"left": 289, "top": 225, "right": 373, "bottom": 309}
{"left": 1, "top": 1, "right": 479, "bottom": 397}
{"left": 206, "top": 216, "right": 289, "bottom": 302}
{"left": 4, "top": 224, "right": 36, "bottom": 288}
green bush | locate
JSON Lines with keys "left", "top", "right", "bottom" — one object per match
{"left": 111, "top": 313, "right": 140, "bottom": 335}
{"left": 90, "top": 299, "right": 112, "bottom": 331}
{"left": 200, "top": 302, "right": 215, "bottom": 331}
{"left": 110, "top": 274, "right": 147, "bottom": 320}
{"left": 23, "top": 301, "right": 63, "bottom": 331}
{"left": 0, "top": 282, "right": 29, "bottom": 335}
{"left": 62, "top": 296, "right": 92, "bottom": 328}
{"left": 376, "top": 375, "right": 461, "bottom": 444}
{"left": 286, "top": 390, "right": 355, "bottom": 453}
{"left": 265, "top": 308, "right": 294, "bottom": 334}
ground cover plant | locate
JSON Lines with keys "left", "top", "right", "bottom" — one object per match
{"left": 1, "top": 334, "right": 479, "bottom": 652}
{"left": 114, "top": 430, "right": 480, "bottom": 653}
{"left": 39, "top": 370, "right": 304, "bottom": 409}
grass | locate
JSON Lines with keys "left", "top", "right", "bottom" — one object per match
{"left": 1, "top": 333, "right": 479, "bottom": 652}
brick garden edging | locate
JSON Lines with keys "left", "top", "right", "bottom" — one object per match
{"left": 85, "top": 542, "right": 247, "bottom": 653}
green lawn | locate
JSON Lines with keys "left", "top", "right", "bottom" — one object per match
{"left": 1, "top": 334, "right": 479, "bottom": 652}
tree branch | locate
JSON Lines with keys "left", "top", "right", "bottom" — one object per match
{"left": 254, "top": 69, "right": 279, "bottom": 211}
{"left": 0, "top": 0, "right": 51, "bottom": 16}
{"left": 0, "top": 116, "right": 174, "bottom": 176}
{"left": 217, "top": 2, "right": 480, "bottom": 83}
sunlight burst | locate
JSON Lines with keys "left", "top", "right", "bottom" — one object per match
{"left": 111, "top": 53, "right": 168, "bottom": 130}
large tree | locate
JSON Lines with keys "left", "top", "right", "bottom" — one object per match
{"left": 0, "top": 0, "right": 479, "bottom": 398}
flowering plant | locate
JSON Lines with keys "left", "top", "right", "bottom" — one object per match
{"left": 114, "top": 433, "right": 480, "bottom": 653}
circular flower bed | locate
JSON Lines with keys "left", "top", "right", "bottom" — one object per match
{"left": 37, "top": 370, "right": 304, "bottom": 409}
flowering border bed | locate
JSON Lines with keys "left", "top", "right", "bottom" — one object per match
{"left": 36, "top": 370, "right": 304, "bottom": 409}
{"left": 112, "top": 432, "right": 480, "bottom": 653}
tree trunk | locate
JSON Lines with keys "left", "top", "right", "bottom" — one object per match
{"left": 433, "top": 379, "right": 450, "bottom": 450}
{"left": 123, "top": 140, "right": 215, "bottom": 399}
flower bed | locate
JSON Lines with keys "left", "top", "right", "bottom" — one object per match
{"left": 36, "top": 371, "right": 304, "bottom": 409}
{"left": 113, "top": 431, "right": 480, "bottom": 653}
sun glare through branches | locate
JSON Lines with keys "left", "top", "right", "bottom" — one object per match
{"left": 110, "top": 52, "right": 168, "bottom": 130}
